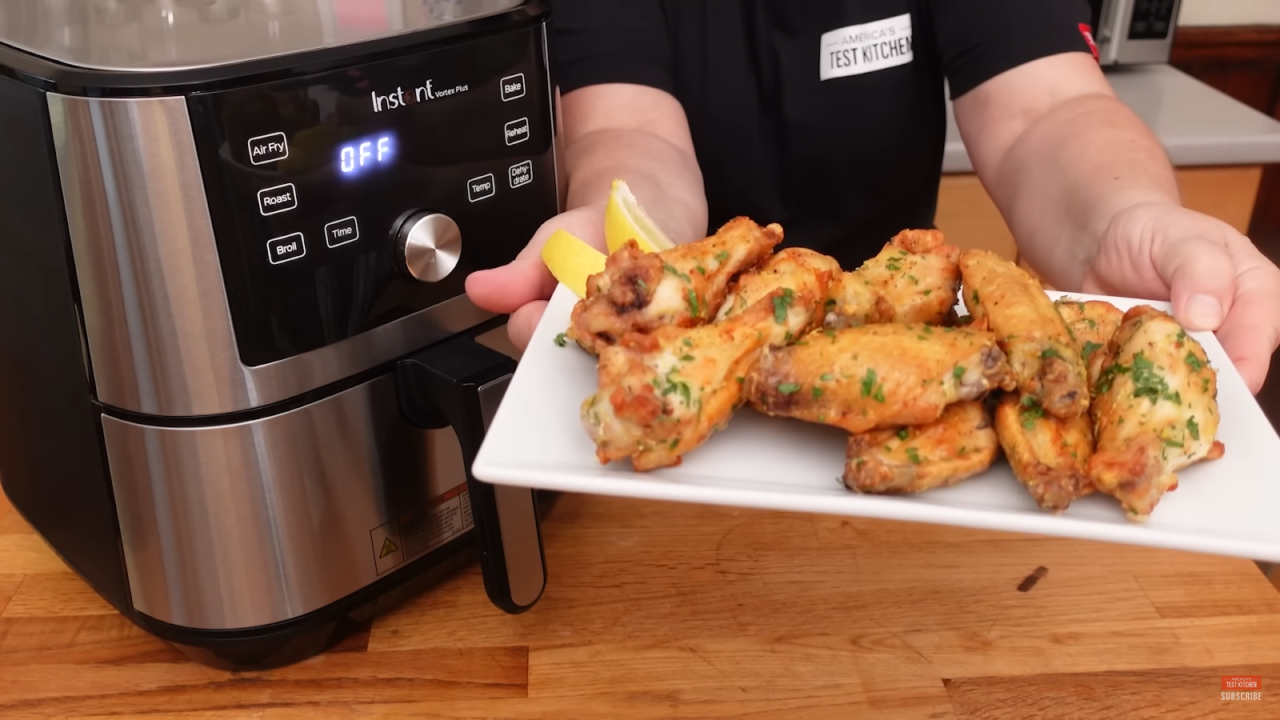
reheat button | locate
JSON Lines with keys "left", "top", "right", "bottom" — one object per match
{"left": 267, "top": 233, "right": 306, "bottom": 265}
{"left": 258, "top": 183, "right": 297, "bottom": 216}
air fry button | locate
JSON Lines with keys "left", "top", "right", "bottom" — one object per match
{"left": 258, "top": 183, "right": 297, "bottom": 216}
{"left": 267, "top": 233, "right": 306, "bottom": 265}
{"left": 248, "top": 132, "right": 288, "bottom": 166}
{"left": 504, "top": 117, "right": 530, "bottom": 146}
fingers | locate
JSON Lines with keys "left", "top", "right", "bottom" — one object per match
{"left": 464, "top": 204, "right": 606, "bottom": 315}
{"left": 1214, "top": 241, "right": 1280, "bottom": 394}
{"left": 1151, "top": 233, "right": 1236, "bottom": 333}
{"left": 506, "top": 300, "right": 549, "bottom": 352}
{"left": 465, "top": 254, "right": 556, "bottom": 315}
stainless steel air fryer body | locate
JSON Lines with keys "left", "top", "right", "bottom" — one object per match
{"left": 0, "top": 0, "right": 557, "bottom": 669}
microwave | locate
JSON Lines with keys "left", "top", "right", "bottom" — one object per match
{"left": 1089, "top": 0, "right": 1182, "bottom": 65}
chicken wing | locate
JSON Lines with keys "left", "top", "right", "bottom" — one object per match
{"left": 994, "top": 393, "right": 1095, "bottom": 512}
{"left": 959, "top": 249, "right": 1089, "bottom": 420}
{"left": 582, "top": 267, "right": 830, "bottom": 472}
{"left": 843, "top": 401, "right": 999, "bottom": 494}
{"left": 567, "top": 216, "right": 781, "bottom": 355}
{"left": 744, "top": 323, "right": 1015, "bottom": 434}
{"left": 1054, "top": 297, "right": 1124, "bottom": 388}
{"left": 825, "top": 229, "right": 962, "bottom": 329}
{"left": 1087, "top": 305, "right": 1225, "bottom": 521}
{"left": 716, "top": 247, "right": 842, "bottom": 333}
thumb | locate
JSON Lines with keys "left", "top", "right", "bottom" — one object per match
{"left": 1153, "top": 236, "right": 1237, "bottom": 333}
{"left": 465, "top": 252, "right": 556, "bottom": 315}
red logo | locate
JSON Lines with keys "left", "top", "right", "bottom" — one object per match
{"left": 1079, "top": 23, "right": 1100, "bottom": 61}
{"left": 1222, "top": 676, "right": 1261, "bottom": 690}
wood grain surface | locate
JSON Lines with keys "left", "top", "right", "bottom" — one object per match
{"left": 3, "top": 485, "right": 1280, "bottom": 719}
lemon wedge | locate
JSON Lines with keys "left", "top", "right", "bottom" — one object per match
{"left": 541, "top": 229, "right": 607, "bottom": 299}
{"left": 604, "top": 179, "right": 676, "bottom": 254}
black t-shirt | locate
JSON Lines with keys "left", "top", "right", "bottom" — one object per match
{"left": 548, "top": 0, "right": 1095, "bottom": 269}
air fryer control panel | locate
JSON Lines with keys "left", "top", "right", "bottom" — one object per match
{"left": 187, "top": 26, "right": 556, "bottom": 368}
{"left": 1127, "top": 0, "right": 1176, "bottom": 40}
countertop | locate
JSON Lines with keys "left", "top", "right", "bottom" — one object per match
{"left": 944, "top": 63, "right": 1280, "bottom": 173}
{"left": 5, "top": 487, "right": 1280, "bottom": 717}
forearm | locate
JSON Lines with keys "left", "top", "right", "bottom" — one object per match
{"left": 562, "top": 127, "right": 708, "bottom": 244}
{"left": 983, "top": 93, "right": 1181, "bottom": 289}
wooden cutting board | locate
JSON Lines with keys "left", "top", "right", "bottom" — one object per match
{"left": 3, "top": 487, "right": 1280, "bottom": 719}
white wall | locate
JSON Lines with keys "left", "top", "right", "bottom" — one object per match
{"left": 1179, "top": 0, "right": 1280, "bottom": 26}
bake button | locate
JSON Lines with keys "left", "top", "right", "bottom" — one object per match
{"left": 257, "top": 183, "right": 297, "bottom": 216}
{"left": 467, "top": 173, "right": 496, "bottom": 202}
{"left": 500, "top": 73, "right": 526, "bottom": 102}
{"left": 509, "top": 160, "right": 533, "bottom": 189}
{"left": 503, "top": 117, "right": 530, "bottom": 146}
{"left": 267, "top": 233, "right": 306, "bottom": 265}
{"left": 248, "top": 132, "right": 289, "bottom": 166}
{"left": 324, "top": 216, "right": 360, "bottom": 248}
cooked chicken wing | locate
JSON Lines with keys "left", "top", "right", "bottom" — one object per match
{"left": 825, "top": 229, "right": 962, "bottom": 329}
{"left": 959, "top": 249, "right": 1089, "bottom": 420}
{"left": 744, "top": 323, "right": 1015, "bottom": 434}
{"left": 994, "top": 393, "right": 1095, "bottom": 512}
{"left": 567, "top": 216, "right": 781, "bottom": 355}
{"left": 1087, "top": 305, "right": 1225, "bottom": 521}
{"left": 582, "top": 268, "right": 830, "bottom": 472}
{"left": 843, "top": 401, "right": 999, "bottom": 494}
{"left": 1054, "top": 297, "right": 1124, "bottom": 388}
{"left": 716, "top": 247, "right": 841, "bottom": 329}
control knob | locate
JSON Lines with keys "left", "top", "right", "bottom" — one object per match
{"left": 394, "top": 212, "right": 462, "bottom": 283}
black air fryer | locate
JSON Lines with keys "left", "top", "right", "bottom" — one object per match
{"left": 0, "top": 0, "right": 556, "bottom": 669}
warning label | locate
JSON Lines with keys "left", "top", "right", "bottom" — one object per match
{"left": 369, "top": 483, "right": 473, "bottom": 575}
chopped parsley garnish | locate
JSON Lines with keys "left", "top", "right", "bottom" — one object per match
{"left": 897, "top": 428, "right": 909, "bottom": 441}
{"left": 679, "top": 354, "right": 695, "bottom": 362}
{"left": 687, "top": 289, "right": 701, "bottom": 318}
{"left": 773, "top": 288, "right": 795, "bottom": 324}
{"left": 1041, "top": 347, "right": 1062, "bottom": 361}
{"left": 861, "top": 368, "right": 878, "bottom": 398}
{"left": 905, "top": 447, "right": 922, "bottom": 464}
{"left": 777, "top": 383, "right": 801, "bottom": 395}
{"left": 821, "top": 373, "right": 834, "bottom": 382}
{"left": 1019, "top": 395, "right": 1044, "bottom": 430}
{"left": 953, "top": 365, "right": 966, "bottom": 380}
{"left": 663, "top": 263, "right": 691, "bottom": 282}
{"left": 1082, "top": 341, "right": 1103, "bottom": 361}
{"left": 811, "top": 386, "right": 824, "bottom": 399}
{"left": 715, "top": 250, "right": 730, "bottom": 263}
{"left": 553, "top": 332, "right": 567, "bottom": 347}
{"left": 1187, "top": 416, "right": 1200, "bottom": 441}
{"left": 1185, "top": 351, "right": 1204, "bottom": 372}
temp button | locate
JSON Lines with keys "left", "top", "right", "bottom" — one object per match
{"left": 258, "top": 183, "right": 297, "bottom": 216}
{"left": 325, "top": 216, "right": 360, "bottom": 248}
{"left": 267, "top": 232, "right": 306, "bottom": 265}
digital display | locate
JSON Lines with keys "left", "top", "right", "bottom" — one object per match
{"left": 338, "top": 133, "right": 396, "bottom": 176}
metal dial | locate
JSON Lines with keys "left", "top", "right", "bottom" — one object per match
{"left": 396, "top": 212, "right": 462, "bottom": 283}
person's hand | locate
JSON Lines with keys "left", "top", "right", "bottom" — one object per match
{"left": 465, "top": 204, "right": 606, "bottom": 351}
{"left": 1081, "top": 202, "right": 1280, "bottom": 393}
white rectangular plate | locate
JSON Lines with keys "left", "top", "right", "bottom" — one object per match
{"left": 473, "top": 283, "right": 1280, "bottom": 562}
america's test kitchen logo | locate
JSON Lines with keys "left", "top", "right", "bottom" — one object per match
{"left": 1221, "top": 675, "right": 1261, "bottom": 701}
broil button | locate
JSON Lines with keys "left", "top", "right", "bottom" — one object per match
{"left": 267, "top": 233, "right": 306, "bottom": 265}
